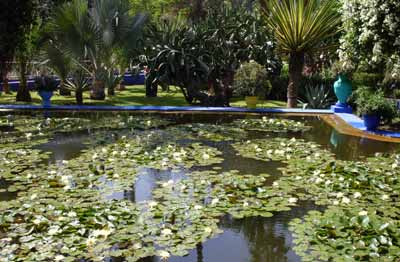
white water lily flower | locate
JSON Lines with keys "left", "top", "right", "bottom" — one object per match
{"left": 336, "top": 192, "right": 344, "bottom": 198}
{"left": 194, "top": 205, "right": 203, "bottom": 210}
{"left": 54, "top": 255, "right": 65, "bottom": 261}
{"left": 358, "top": 210, "right": 368, "bottom": 216}
{"left": 180, "top": 185, "right": 187, "bottom": 191}
{"left": 30, "top": 194, "right": 37, "bottom": 200}
{"left": 333, "top": 200, "right": 339, "bottom": 205}
{"left": 25, "top": 133, "right": 32, "bottom": 140}
{"left": 315, "top": 178, "right": 323, "bottom": 184}
{"left": 86, "top": 237, "right": 96, "bottom": 247}
{"left": 381, "top": 194, "right": 389, "bottom": 200}
{"left": 288, "top": 197, "right": 298, "bottom": 204}
{"left": 204, "top": 227, "right": 213, "bottom": 234}
{"left": 161, "top": 228, "right": 172, "bottom": 236}
{"left": 125, "top": 143, "right": 131, "bottom": 148}
{"left": 133, "top": 242, "right": 142, "bottom": 249}
{"left": 70, "top": 220, "right": 80, "bottom": 227}
{"left": 112, "top": 151, "right": 118, "bottom": 156}
{"left": 273, "top": 182, "right": 279, "bottom": 187}
{"left": 120, "top": 151, "right": 127, "bottom": 156}
{"left": 148, "top": 201, "right": 158, "bottom": 208}
{"left": 342, "top": 197, "right": 351, "bottom": 204}
{"left": 158, "top": 250, "right": 170, "bottom": 259}
{"left": 101, "top": 148, "right": 108, "bottom": 154}
{"left": 67, "top": 211, "right": 77, "bottom": 217}
{"left": 353, "top": 192, "right": 362, "bottom": 199}
{"left": 243, "top": 202, "right": 249, "bottom": 207}
{"left": 32, "top": 216, "right": 45, "bottom": 225}
{"left": 202, "top": 153, "right": 210, "bottom": 160}
{"left": 48, "top": 226, "right": 60, "bottom": 235}
{"left": 92, "top": 153, "right": 98, "bottom": 159}
{"left": 211, "top": 198, "right": 219, "bottom": 205}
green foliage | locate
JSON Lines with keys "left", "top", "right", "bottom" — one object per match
{"left": 141, "top": 4, "right": 280, "bottom": 106}
{"left": 34, "top": 75, "right": 58, "bottom": 92}
{"left": 339, "top": 0, "right": 400, "bottom": 81}
{"left": 44, "top": 0, "right": 147, "bottom": 100}
{"left": 233, "top": 61, "right": 272, "bottom": 97}
{"left": 354, "top": 87, "right": 396, "bottom": 123}
{"left": 298, "top": 82, "right": 336, "bottom": 109}
{"left": 264, "top": 0, "right": 341, "bottom": 54}
{"left": 0, "top": 0, "right": 39, "bottom": 82}
{"left": 264, "top": 0, "right": 341, "bottom": 107}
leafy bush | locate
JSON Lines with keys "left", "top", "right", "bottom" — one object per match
{"left": 34, "top": 75, "right": 58, "bottom": 92}
{"left": 355, "top": 87, "right": 396, "bottom": 123}
{"left": 233, "top": 61, "right": 271, "bottom": 97}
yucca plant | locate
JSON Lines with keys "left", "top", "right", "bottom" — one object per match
{"left": 263, "top": 0, "right": 341, "bottom": 108}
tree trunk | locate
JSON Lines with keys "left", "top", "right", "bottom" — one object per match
{"left": 1, "top": 70, "right": 10, "bottom": 94}
{"left": 287, "top": 52, "right": 304, "bottom": 108}
{"left": 16, "top": 58, "right": 31, "bottom": 102}
{"left": 145, "top": 74, "right": 158, "bottom": 97}
{"left": 75, "top": 89, "right": 83, "bottom": 105}
{"left": 90, "top": 79, "right": 105, "bottom": 100}
{"left": 107, "top": 86, "right": 115, "bottom": 96}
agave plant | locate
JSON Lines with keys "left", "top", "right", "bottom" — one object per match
{"left": 44, "top": 0, "right": 146, "bottom": 101}
{"left": 263, "top": 0, "right": 341, "bottom": 108}
{"left": 298, "top": 82, "right": 335, "bottom": 109}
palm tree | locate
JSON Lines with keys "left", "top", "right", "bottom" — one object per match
{"left": 45, "top": 0, "right": 146, "bottom": 100}
{"left": 264, "top": 0, "right": 341, "bottom": 108}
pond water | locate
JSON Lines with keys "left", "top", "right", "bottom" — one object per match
{"left": 0, "top": 112, "right": 398, "bottom": 262}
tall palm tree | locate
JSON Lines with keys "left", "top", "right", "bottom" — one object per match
{"left": 45, "top": 0, "right": 146, "bottom": 100}
{"left": 264, "top": 0, "right": 341, "bottom": 108}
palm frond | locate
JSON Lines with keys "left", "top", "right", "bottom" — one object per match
{"left": 264, "top": 0, "right": 341, "bottom": 53}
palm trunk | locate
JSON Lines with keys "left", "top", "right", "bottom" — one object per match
{"left": 287, "top": 52, "right": 304, "bottom": 108}
{"left": 90, "top": 77, "right": 105, "bottom": 100}
{"left": 16, "top": 58, "right": 31, "bottom": 102}
{"left": 1, "top": 70, "right": 10, "bottom": 94}
{"left": 75, "top": 89, "right": 83, "bottom": 105}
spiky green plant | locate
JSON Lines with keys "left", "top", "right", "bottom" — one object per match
{"left": 44, "top": 0, "right": 146, "bottom": 100}
{"left": 263, "top": 0, "right": 341, "bottom": 108}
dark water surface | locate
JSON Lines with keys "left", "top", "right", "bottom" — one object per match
{"left": 3, "top": 112, "right": 399, "bottom": 262}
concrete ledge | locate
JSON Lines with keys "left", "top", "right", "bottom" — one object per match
{"left": 0, "top": 104, "right": 333, "bottom": 114}
{"left": 336, "top": 113, "right": 400, "bottom": 138}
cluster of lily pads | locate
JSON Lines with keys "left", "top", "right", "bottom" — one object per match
{"left": 1, "top": 114, "right": 399, "bottom": 261}
{"left": 230, "top": 116, "right": 311, "bottom": 133}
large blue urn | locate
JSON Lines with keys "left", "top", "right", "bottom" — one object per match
{"left": 331, "top": 74, "right": 353, "bottom": 113}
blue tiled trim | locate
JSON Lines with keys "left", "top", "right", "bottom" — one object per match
{"left": 2, "top": 104, "right": 400, "bottom": 138}
{"left": 335, "top": 113, "right": 400, "bottom": 138}
{"left": 0, "top": 104, "right": 333, "bottom": 114}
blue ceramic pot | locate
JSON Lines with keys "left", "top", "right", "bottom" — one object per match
{"left": 39, "top": 91, "right": 53, "bottom": 107}
{"left": 334, "top": 74, "right": 352, "bottom": 105}
{"left": 363, "top": 114, "right": 380, "bottom": 130}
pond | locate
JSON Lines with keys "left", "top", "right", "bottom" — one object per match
{"left": 0, "top": 113, "right": 399, "bottom": 262}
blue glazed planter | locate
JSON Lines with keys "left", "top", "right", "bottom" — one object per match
{"left": 363, "top": 114, "right": 380, "bottom": 130}
{"left": 39, "top": 91, "right": 53, "bottom": 107}
{"left": 334, "top": 74, "right": 352, "bottom": 105}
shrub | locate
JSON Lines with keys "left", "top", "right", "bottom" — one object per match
{"left": 354, "top": 87, "right": 396, "bottom": 124}
{"left": 233, "top": 61, "right": 271, "bottom": 97}
{"left": 34, "top": 75, "right": 58, "bottom": 92}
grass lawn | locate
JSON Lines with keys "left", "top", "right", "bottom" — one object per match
{"left": 0, "top": 85, "right": 286, "bottom": 108}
